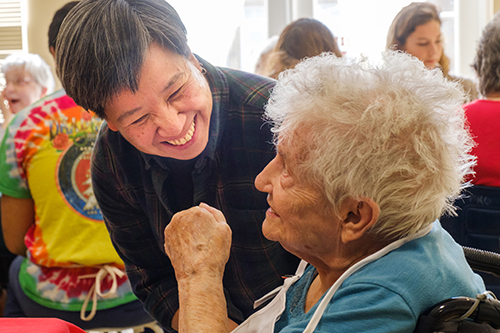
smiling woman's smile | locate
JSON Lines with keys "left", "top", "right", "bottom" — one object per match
{"left": 166, "top": 120, "right": 195, "bottom": 146}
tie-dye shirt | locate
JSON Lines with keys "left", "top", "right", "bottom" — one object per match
{"left": 0, "top": 89, "right": 137, "bottom": 313}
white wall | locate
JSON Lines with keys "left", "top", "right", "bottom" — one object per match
{"left": 24, "top": 0, "right": 500, "bottom": 86}
{"left": 26, "top": 0, "right": 69, "bottom": 91}
{"left": 456, "top": 0, "right": 494, "bottom": 79}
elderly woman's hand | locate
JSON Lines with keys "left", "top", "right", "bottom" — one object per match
{"left": 164, "top": 203, "right": 232, "bottom": 281}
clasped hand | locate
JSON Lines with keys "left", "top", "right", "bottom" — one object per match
{"left": 164, "top": 203, "right": 232, "bottom": 281}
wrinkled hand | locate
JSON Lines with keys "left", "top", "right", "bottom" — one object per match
{"left": 164, "top": 203, "right": 232, "bottom": 281}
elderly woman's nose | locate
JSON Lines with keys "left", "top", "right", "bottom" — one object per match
{"left": 254, "top": 171, "right": 267, "bottom": 193}
{"left": 255, "top": 158, "right": 277, "bottom": 193}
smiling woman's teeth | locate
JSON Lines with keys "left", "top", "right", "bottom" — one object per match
{"left": 167, "top": 121, "right": 195, "bottom": 146}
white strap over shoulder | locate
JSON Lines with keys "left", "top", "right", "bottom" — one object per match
{"left": 231, "top": 260, "right": 307, "bottom": 333}
{"left": 302, "top": 223, "right": 434, "bottom": 333}
{"left": 254, "top": 260, "right": 308, "bottom": 309}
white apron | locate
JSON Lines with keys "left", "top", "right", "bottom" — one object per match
{"left": 231, "top": 223, "right": 433, "bottom": 333}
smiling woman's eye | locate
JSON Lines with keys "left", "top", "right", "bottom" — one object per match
{"left": 131, "top": 114, "right": 148, "bottom": 125}
{"left": 169, "top": 86, "right": 183, "bottom": 101}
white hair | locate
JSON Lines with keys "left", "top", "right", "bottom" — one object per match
{"left": 265, "top": 51, "right": 475, "bottom": 239}
{"left": 2, "top": 52, "right": 55, "bottom": 94}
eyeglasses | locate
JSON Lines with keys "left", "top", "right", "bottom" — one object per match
{"left": 4, "top": 76, "right": 35, "bottom": 87}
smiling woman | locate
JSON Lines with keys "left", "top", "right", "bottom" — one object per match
{"left": 104, "top": 45, "right": 212, "bottom": 160}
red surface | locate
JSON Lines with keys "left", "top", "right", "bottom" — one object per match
{"left": 0, "top": 318, "right": 86, "bottom": 333}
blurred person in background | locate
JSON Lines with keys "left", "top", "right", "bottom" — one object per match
{"left": 386, "top": 2, "right": 478, "bottom": 102}
{"left": 1, "top": 53, "right": 54, "bottom": 118}
{"left": 463, "top": 11, "right": 500, "bottom": 187}
{"left": 262, "top": 18, "right": 342, "bottom": 79}
{"left": 254, "top": 35, "right": 278, "bottom": 76}
{"left": 0, "top": 23, "right": 55, "bottom": 321}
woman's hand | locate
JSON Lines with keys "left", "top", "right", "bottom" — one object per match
{"left": 164, "top": 203, "right": 232, "bottom": 281}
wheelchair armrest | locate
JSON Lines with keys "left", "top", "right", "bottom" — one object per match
{"left": 463, "top": 246, "right": 500, "bottom": 277}
{"left": 425, "top": 297, "right": 500, "bottom": 328}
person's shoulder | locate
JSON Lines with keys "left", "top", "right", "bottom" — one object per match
{"left": 348, "top": 223, "right": 482, "bottom": 303}
{"left": 34, "top": 88, "right": 69, "bottom": 109}
{"left": 4, "top": 89, "right": 65, "bottom": 133}
{"left": 220, "top": 67, "right": 276, "bottom": 91}
{"left": 94, "top": 122, "right": 132, "bottom": 154}
{"left": 219, "top": 67, "right": 276, "bottom": 105}
{"left": 462, "top": 98, "right": 483, "bottom": 112}
{"left": 464, "top": 98, "right": 500, "bottom": 108}
{"left": 92, "top": 122, "right": 143, "bottom": 177}
{"left": 221, "top": 66, "right": 275, "bottom": 85}
{"left": 463, "top": 98, "right": 500, "bottom": 122}
{"left": 15, "top": 89, "right": 74, "bottom": 118}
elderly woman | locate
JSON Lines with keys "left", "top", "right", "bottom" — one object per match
{"left": 1, "top": 53, "right": 54, "bottom": 116}
{"left": 164, "top": 51, "right": 485, "bottom": 332}
{"left": 386, "top": 2, "right": 478, "bottom": 102}
{"left": 1, "top": 52, "right": 54, "bottom": 141}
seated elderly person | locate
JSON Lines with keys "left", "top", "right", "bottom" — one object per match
{"left": 1, "top": 53, "right": 54, "bottom": 116}
{"left": 163, "top": 51, "right": 485, "bottom": 332}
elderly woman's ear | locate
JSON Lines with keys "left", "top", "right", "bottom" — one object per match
{"left": 340, "top": 198, "right": 380, "bottom": 244}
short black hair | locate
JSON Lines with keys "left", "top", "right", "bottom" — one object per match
{"left": 56, "top": 0, "right": 190, "bottom": 118}
{"left": 48, "top": 1, "right": 80, "bottom": 51}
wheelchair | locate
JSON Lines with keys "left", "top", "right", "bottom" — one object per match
{"left": 413, "top": 246, "right": 500, "bottom": 332}
{"left": 440, "top": 185, "right": 500, "bottom": 298}
{"left": 414, "top": 183, "right": 500, "bottom": 333}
